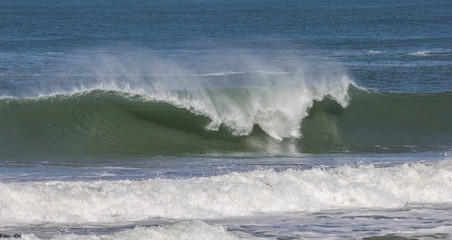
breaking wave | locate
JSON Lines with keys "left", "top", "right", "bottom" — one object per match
{"left": 0, "top": 87, "right": 450, "bottom": 158}
{"left": 0, "top": 49, "right": 450, "bottom": 158}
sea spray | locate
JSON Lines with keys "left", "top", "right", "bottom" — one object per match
{"left": 76, "top": 49, "right": 353, "bottom": 140}
{"left": 0, "top": 48, "right": 354, "bottom": 155}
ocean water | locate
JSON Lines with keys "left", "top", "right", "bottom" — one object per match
{"left": 1, "top": 0, "right": 452, "bottom": 239}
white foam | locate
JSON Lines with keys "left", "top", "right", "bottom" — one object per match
{"left": 1, "top": 160, "right": 451, "bottom": 225}
{"left": 192, "top": 71, "right": 246, "bottom": 77}
{"left": 407, "top": 50, "right": 450, "bottom": 56}
{"left": 367, "top": 50, "right": 383, "bottom": 54}
{"left": 15, "top": 213, "right": 452, "bottom": 239}
{"left": 409, "top": 51, "right": 431, "bottom": 56}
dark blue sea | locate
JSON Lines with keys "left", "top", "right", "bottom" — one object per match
{"left": 1, "top": 0, "right": 451, "bottom": 239}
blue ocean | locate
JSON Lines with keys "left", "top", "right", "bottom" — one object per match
{"left": 1, "top": 0, "right": 451, "bottom": 239}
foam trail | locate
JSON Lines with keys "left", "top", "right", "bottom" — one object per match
{"left": 14, "top": 222, "right": 452, "bottom": 240}
{"left": 1, "top": 160, "right": 451, "bottom": 225}
{"left": 19, "top": 221, "right": 242, "bottom": 240}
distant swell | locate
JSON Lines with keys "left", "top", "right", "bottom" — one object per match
{"left": 0, "top": 87, "right": 450, "bottom": 159}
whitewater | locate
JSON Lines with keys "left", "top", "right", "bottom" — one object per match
{"left": 3, "top": 160, "right": 452, "bottom": 224}
{"left": 2, "top": 155, "right": 452, "bottom": 239}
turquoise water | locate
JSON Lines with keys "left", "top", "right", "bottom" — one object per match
{"left": 0, "top": 0, "right": 451, "bottom": 239}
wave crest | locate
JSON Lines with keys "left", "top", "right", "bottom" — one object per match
{"left": 0, "top": 88, "right": 451, "bottom": 158}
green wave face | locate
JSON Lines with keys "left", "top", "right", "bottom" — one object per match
{"left": 0, "top": 88, "right": 451, "bottom": 159}
{"left": 301, "top": 88, "right": 452, "bottom": 153}
{"left": 0, "top": 91, "right": 288, "bottom": 159}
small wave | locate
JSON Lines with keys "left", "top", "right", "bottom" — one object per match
{"left": 408, "top": 50, "right": 451, "bottom": 56}
{"left": 192, "top": 71, "right": 245, "bottom": 77}
{"left": 367, "top": 50, "right": 383, "bottom": 54}
{"left": 409, "top": 51, "right": 432, "bottom": 56}
{"left": 332, "top": 50, "right": 384, "bottom": 56}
